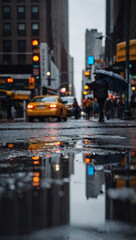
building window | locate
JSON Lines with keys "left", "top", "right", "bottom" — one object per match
{"left": 3, "top": 23, "right": 11, "bottom": 36}
{"left": 31, "top": 23, "right": 39, "bottom": 35}
{"left": 18, "top": 40, "right": 26, "bottom": 52}
{"left": 3, "top": 55, "right": 11, "bottom": 65}
{"left": 2, "top": 6, "right": 11, "bottom": 19}
{"left": 17, "top": 6, "right": 25, "bottom": 19}
{"left": 18, "top": 23, "right": 26, "bottom": 36}
{"left": 18, "top": 55, "right": 26, "bottom": 65}
{"left": 31, "top": 6, "right": 39, "bottom": 19}
{"left": 3, "top": 40, "right": 11, "bottom": 52}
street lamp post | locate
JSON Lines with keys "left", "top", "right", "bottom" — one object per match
{"left": 96, "top": 35, "right": 112, "bottom": 41}
{"left": 46, "top": 71, "right": 51, "bottom": 86}
{"left": 96, "top": 35, "right": 113, "bottom": 67}
{"left": 45, "top": 71, "right": 70, "bottom": 96}
{"left": 123, "top": 0, "right": 131, "bottom": 119}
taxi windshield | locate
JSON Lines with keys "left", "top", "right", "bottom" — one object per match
{"left": 61, "top": 97, "right": 74, "bottom": 104}
{"left": 32, "top": 96, "right": 57, "bottom": 103}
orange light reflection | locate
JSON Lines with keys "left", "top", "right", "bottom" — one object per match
{"left": 32, "top": 156, "right": 40, "bottom": 160}
{"left": 85, "top": 158, "right": 90, "bottom": 163}
{"left": 8, "top": 144, "right": 14, "bottom": 148}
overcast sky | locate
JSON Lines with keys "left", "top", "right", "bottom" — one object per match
{"left": 69, "top": 0, "right": 106, "bottom": 103}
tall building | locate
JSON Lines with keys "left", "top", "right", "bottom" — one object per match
{"left": 82, "top": 29, "right": 104, "bottom": 102}
{"left": 69, "top": 55, "right": 75, "bottom": 96}
{"left": 105, "top": 0, "right": 136, "bottom": 96}
{"left": 85, "top": 29, "right": 103, "bottom": 69}
{"left": 105, "top": 0, "right": 136, "bottom": 75}
{"left": 0, "top": 0, "right": 70, "bottom": 95}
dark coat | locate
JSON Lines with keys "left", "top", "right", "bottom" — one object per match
{"left": 93, "top": 79, "right": 108, "bottom": 99}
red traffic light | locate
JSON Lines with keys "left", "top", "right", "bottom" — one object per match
{"left": 33, "top": 55, "right": 39, "bottom": 62}
{"left": 85, "top": 70, "right": 90, "bottom": 76}
{"left": 7, "top": 78, "right": 13, "bottom": 83}
{"left": 84, "top": 85, "right": 89, "bottom": 90}
{"left": 32, "top": 40, "right": 39, "bottom": 46}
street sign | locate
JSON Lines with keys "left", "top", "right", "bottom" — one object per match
{"left": 88, "top": 56, "right": 94, "bottom": 65}
{"left": 33, "top": 49, "right": 40, "bottom": 54}
{"left": 33, "top": 68, "right": 40, "bottom": 76}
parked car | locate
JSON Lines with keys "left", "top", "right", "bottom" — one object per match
{"left": 61, "top": 96, "right": 75, "bottom": 116}
{"left": 27, "top": 95, "right": 67, "bottom": 122}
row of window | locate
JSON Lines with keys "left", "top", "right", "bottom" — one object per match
{"left": 2, "top": 5, "right": 39, "bottom": 19}
{"left": 2, "top": 22, "right": 39, "bottom": 36}
{"left": 3, "top": 54, "right": 26, "bottom": 65}
{"left": 3, "top": 40, "right": 26, "bottom": 52}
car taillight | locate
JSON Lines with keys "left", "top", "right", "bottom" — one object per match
{"left": 49, "top": 104, "right": 57, "bottom": 109}
{"left": 27, "top": 104, "right": 34, "bottom": 109}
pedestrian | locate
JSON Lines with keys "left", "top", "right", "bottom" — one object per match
{"left": 105, "top": 98, "right": 112, "bottom": 120}
{"left": 11, "top": 105, "right": 16, "bottom": 120}
{"left": 131, "top": 90, "right": 136, "bottom": 119}
{"left": 6, "top": 95, "right": 12, "bottom": 120}
{"left": 85, "top": 97, "right": 92, "bottom": 119}
{"left": 112, "top": 98, "right": 118, "bottom": 118}
{"left": 72, "top": 97, "right": 81, "bottom": 119}
{"left": 93, "top": 74, "right": 108, "bottom": 122}
{"left": 93, "top": 98, "right": 99, "bottom": 117}
{"left": 118, "top": 98, "right": 124, "bottom": 118}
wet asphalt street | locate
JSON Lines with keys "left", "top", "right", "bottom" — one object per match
{"left": 0, "top": 117, "right": 136, "bottom": 240}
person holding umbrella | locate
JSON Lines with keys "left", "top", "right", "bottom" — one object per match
{"left": 88, "top": 70, "right": 128, "bottom": 122}
{"left": 93, "top": 74, "right": 108, "bottom": 122}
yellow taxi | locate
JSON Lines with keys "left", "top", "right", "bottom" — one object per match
{"left": 27, "top": 95, "right": 67, "bottom": 122}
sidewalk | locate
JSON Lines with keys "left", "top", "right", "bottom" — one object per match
{"left": 0, "top": 117, "right": 136, "bottom": 129}
{"left": 0, "top": 117, "right": 25, "bottom": 123}
{"left": 87, "top": 117, "right": 136, "bottom": 127}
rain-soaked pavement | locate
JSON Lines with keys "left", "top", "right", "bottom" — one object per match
{"left": 0, "top": 117, "right": 136, "bottom": 239}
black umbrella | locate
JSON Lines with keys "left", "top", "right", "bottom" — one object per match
{"left": 89, "top": 70, "right": 128, "bottom": 93}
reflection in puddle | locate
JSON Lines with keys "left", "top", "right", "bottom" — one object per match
{"left": 0, "top": 152, "right": 71, "bottom": 236}
{"left": 0, "top": 140, "right": 136, "bottom": 236}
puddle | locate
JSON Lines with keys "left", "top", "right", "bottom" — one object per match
{"left": 0, "top": 140, "right": 136, "bottom": 236}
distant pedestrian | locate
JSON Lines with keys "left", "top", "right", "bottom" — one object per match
{"left": 105, "top": 98, "right": 112, "bottom": 120}
{"left": 112, "top": 98, "right": 118, "bottom": 118}
{"left": 93, "top": 98, "right": 99, "bottom": 117}
{"left": 93, "top": 74, "right": 108, "bottom": 122}
{"left": 72, "top": 98, "right": 81, "bottom": 119}
{"left": 118, "top": 98, "right": 124, "bottom": 118}
{"left": 11, "top": 105, "right": 16, "bottom": 120}
{"left": 6, "top": 96, "right": 12, "bottom": 120}
{"left": 131, "top": 90, "right": 136, "bottom": 119}
{"left": 85, "top": 97, "right": 92, "bottom": 119}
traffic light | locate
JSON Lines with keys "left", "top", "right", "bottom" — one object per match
{"left": 33, "top": 55, "right": 39, "bottom": 64}
{"left": 84, "top": 70, "right": 90, "bottom": 79}
{"left": 32, "top": 40, "right": 39, "bottom": 49}
{"left": 83, "top": 90, "right": 88, "bottom": 95}
{"left": 6, "top": 77, "right": 14, "bottom": 89}
{"left": 32, "top": 39, "right": 40, "bottom": 81}
{"left": 7, "top": 78, "right": 13, "bottom": 83}
{"left": 84, "top": 85, "right": 89, "bottom": 90}
{"left": 83, "top": 85, "right": 90, "bottom": 96}
{"left": 29, "top": 77, "right": 35, "bottom": 89}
